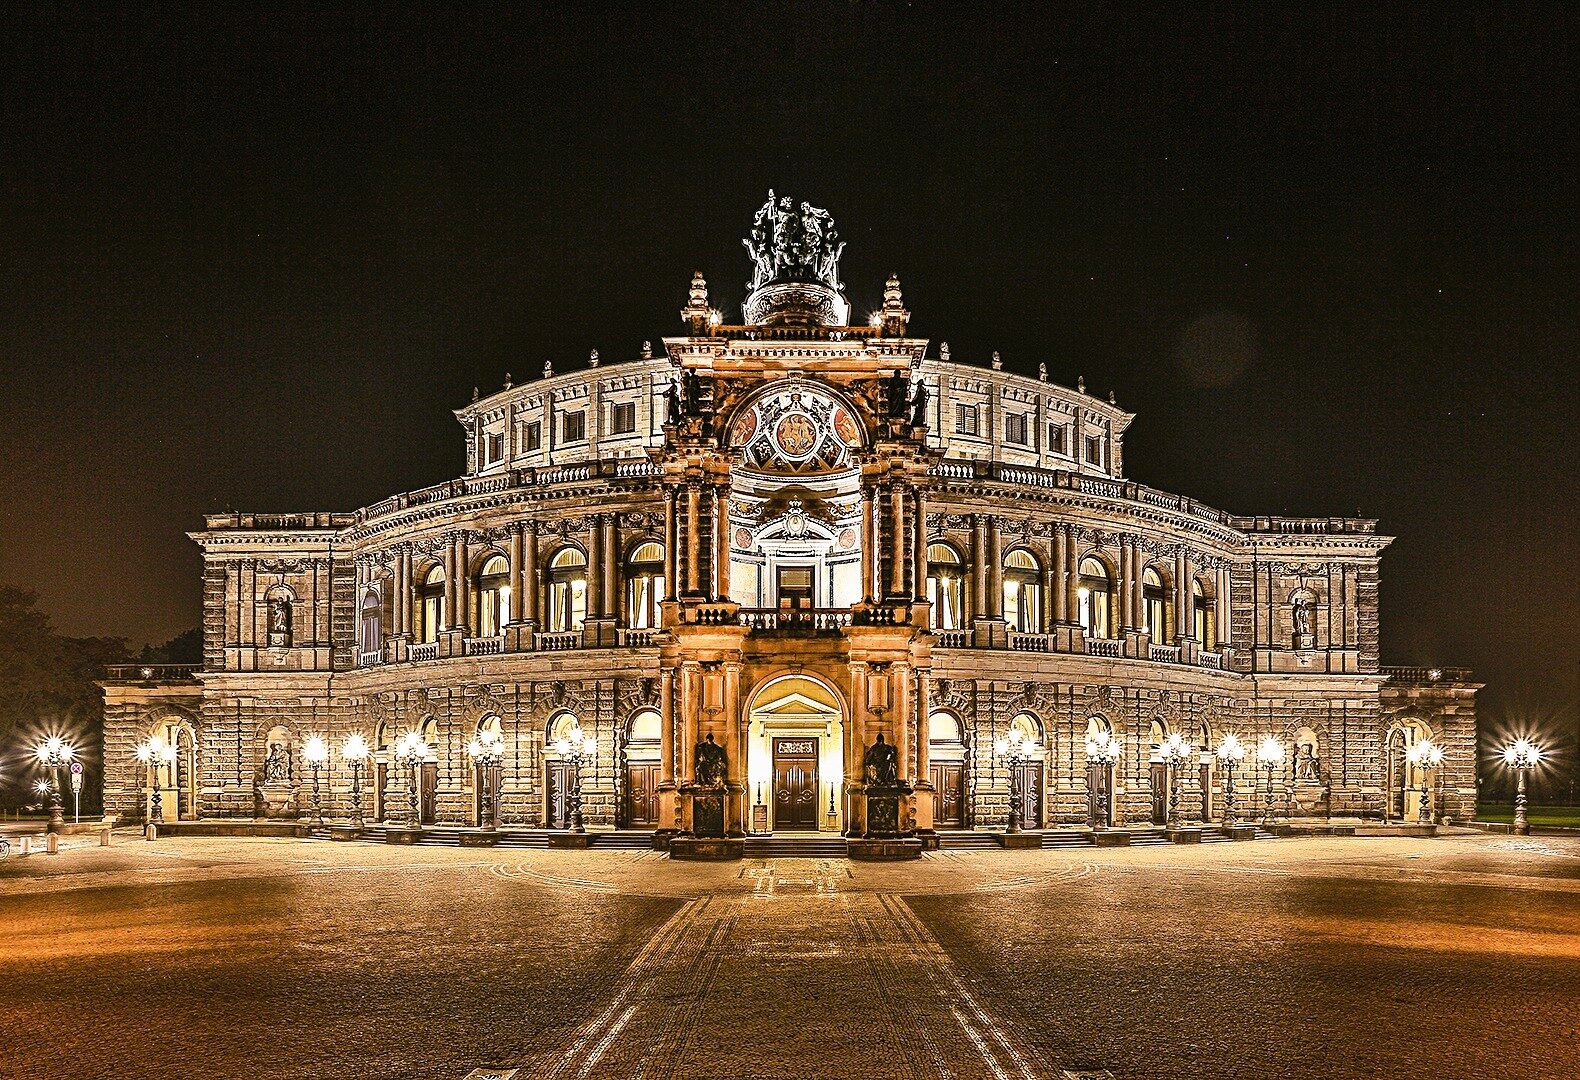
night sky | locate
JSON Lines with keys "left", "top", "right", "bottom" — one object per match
{"left": 2, "top": 9, "right": 1574, "bottom": 729}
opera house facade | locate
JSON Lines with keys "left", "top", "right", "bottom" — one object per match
{"left": 102, "top": 196, "right": 1479, "bottom": 849}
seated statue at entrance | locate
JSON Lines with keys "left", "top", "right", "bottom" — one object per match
{"left": 694, "top": 733, "right": 727, "bottom": 788}
{"left": 864, "top": 733, "right": 900, "bottom": 788}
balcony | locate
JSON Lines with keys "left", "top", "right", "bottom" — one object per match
{"left": 738, "top": 608, "right": 852, "bottom": 632}
{"left": 1009, "top": 632, "right": 1049, "bottom": 652}
{"left": 618, "top": 627, "right": 661, "bottom": 647}
{"left": 1198, "top": 650, "right": 1224, "bottom": 670}
{"left": 933, "top": 629, "right": 967, "bottom": 648}
{"left": 463, "top": 636, "right": 503, "bottom": 657}
{"left": 534, "top": 631, "right": 581, "bottom": 651}
{"left": 357, "top": 649, "right": 384, "bottom": 668}
{"left": 408, "top": 641, "right": 440, "bottom": 662}
{"left": 1149, "top": 644, "right": 1181, "bottom": 664}
{"left": 1085, "top": 637, "right": 1123, "bottom": 658}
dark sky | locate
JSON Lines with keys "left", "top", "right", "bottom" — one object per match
{"left": 1, "top": 7, "right": 1575, "bottom": 722}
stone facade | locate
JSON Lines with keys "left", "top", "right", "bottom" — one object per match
{"left": 101, "top": 197, "right": 1479, "bottom": 835}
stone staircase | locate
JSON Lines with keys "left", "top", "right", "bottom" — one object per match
{"left": 938, "top": 830, "right": 1000, "bottom": 851}
{"left": 743, "top": 835, "right": 849, "bottom": 858}
{"left": 1041, "top": 829, "right": 1096, "bottom": 849}
{"left": 589, "top": 830, "right": 658, "bottom": 851}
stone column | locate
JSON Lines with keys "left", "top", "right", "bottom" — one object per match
{"left": 604, "top": 514, "right": 619, "bottom": 621}
{"left": 523, "top": 523, "right": 540, "bottom": 631}
{"left": 972, "top": 515, "right": 988, "bottom": 620}
{"left": 664, "top": 486, "right": 679, "bottom": 601}
{"left": 586, "top": 514, "right": 603, "bottom": 620}
{"left": 912, "top": 487, "right": 928, "bottom": 607}
{"left": 987, "top": 517, "right": 1003, "bottom": 618}
{"left": 456, "top": 533, "right": 471, "bottom": 632}
{"left": 444, "top": 538, "right": 458, "bottom": 630}
{"left": 888, "top": 484, "right": 906, "bottom": 598}
{"left": 685, "top": 485, "right": 701, "bottom": 596}
{"left": 507, "top": 527, "right": 525, "bottom": 625}
{"left": 1218, "top": 565, "right": 1232, "bottom": 648}
{"left": 713, "top": 483, "right": 731, "bottom": 603}
{"left": 861, "top": 485, "right": 878, "bottom": 602}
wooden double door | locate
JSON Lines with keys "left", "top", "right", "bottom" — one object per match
{"left": 547, "top": 761, "right": 576, "bottom": 829}
{"left": 929, "top": 762, "right": 965, "bottom": 828}
{"left": 625, "top": 762, "right": 661, "bottom": 827}
{"left": 772, "top": 737, "right": 819, "bottom": 830}
{"left": 1149, "top": 762, "right": 1168, "bottom": 825}
{"left": 1013, "top": 761, "right": 1043, "bottom": 830}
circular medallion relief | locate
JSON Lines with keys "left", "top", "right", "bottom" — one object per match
{"left": 832, "top": 407, "right": 861, "bottom": 447}
{"left": 838, "top": 527, "right": 858, "bottom": 551}
{"left": 774, "top": 412, "right": 819, "bottom": 459}
{"left": 734, "top": 527, "right": 754, "bottom": 549}
{"left": 730, "top": 407, "right": 759, "bottom": 446}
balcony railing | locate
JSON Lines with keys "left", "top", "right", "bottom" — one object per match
{"left": 1086, "top": 637, "right": 1123, "bottom": 658}
{"left": 1380, "top": 665, "right": 1474, "bottom": 684}
{"left": 1149, "top": 644, "right": 1181, "bottom": 664}
{"left": 357, "top": 649, "right": 384, "bottom": 668}
{"left": 103, "top": 663, "right": 201, "bottom": 683}
{"left": 1009, "top": 632, "right": 1049, "bottom": 652}
{"left": 618, "top": 627, "right": 661, "bottom": 647}
{"left": 1198, "top": 650, "right": 1224, "bottom": 670}
{"left": 933, "top": 629, "right": 967, "bottom": 648}
{"left": 464, "top": 636, "right": 503, "bottom": 657}
{"left": 535, "top": 631, "right": 581, "bottom": 651}
{"left": 408, "top": 642, "right": 440, "bottom": 662}
{"left": 738, "top": 608, "right": 853, "bottom": 632}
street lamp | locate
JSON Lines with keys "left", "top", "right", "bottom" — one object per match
{"left": 340, "top": 734, "right": 369, "bottom": 828}
{"left": 135, "top": 736, "right": 166, "bottom": 831}
{"left": 1256, "top": 736, "right": 1286, "bottom": 827}
{"left": 1160, "top": 731, "right": 1194, "bottom": 830}
{"left": 394, "top": 731, "right": 429, "bottom": 829}
{"left": 302, "top": 736, "right": 329, "bottom": 826}
{"left": 35, "top": 736, "right": 75, "bottom": 833}
{"left": 1215, "top": 733, "right": 1246, "bottom": 827}
{"left": 553, "top": 726, "right": 597, "bottom": 833}
{"left": 993, "top": 727, "right": 1037, "bottom": 834}
{"left": 1084, "top": 730, "right": 1122, "bottom": 829}
{"left": 466, "top": 730, "right": 505, "bottom": 831}
{"left": 1501, "top": 737, "right": 1543, "bottom": 836}
{"left": 1407, "top": 738, "right": 1445, "bottom": 825}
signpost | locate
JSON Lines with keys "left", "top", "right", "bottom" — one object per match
{"left": 70, "top": 761, "right": 83, "bottom": 824}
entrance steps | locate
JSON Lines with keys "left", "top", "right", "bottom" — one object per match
{"left": 1126, "top": 828, "right": 1174, "bottom": 847}
{"left": 1041, "top": 830, "right": 1096, "bottom": 849}
{"left": 744, "top": 835, "right": 849, "bottom": 858}
{"left": 939, "top": 831, "right": 1001, "bottom": 851}
{"left": 589, "top": 830, "right": 658, "bottom": 851}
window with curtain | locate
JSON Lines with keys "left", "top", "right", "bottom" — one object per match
{"left": 477, "top": 554, "right": 510, "bottom": 637}
{"left": 1077, "top": 556, "right": 1112, "bottom": 639}
{"left": 1002, "top": 548, "right": 1043, "bottom": 632}
{"left": 547, "top": 547, "right": 588, "bottom": 632}
{"left": 419, "top": 565, "right": 446, "bottom": 643}
{"left": 1143, "top": 567, "right": 1171, "bottom": 643}
{"left": 926, "top": 543, "right": 964, "bottom": 630}
{"left": 1193, "top": 578, "right": 1216, "bottom": 649}
{"left": 625, "top": 541, "right": 665, "bottom": 629}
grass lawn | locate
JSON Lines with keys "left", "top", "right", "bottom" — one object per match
{"left": 1476, "top": 802, "right": 1580, "bottom": 828}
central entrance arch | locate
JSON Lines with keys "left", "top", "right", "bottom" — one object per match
{"left": 744, "top": 673, "right": 846, "bottom": 834}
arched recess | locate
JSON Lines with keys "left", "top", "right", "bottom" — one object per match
{"left": 1385, "top": 715, "right": 1435, "bottom": 822}
{"left": 624, "top": 540, "right": 666, "bottom": 630}
{"left": 1084, "top": 714, "right": 1116, "bottom": 827}
{"left": 1006, "top": 711, "right": 1047, "bottom": 830}
{"left": 622, "top": 707, "right": 662, "bottom": 826}
{"left": 145, "top": 710, "right": 200, "bottom": 822}
{"left": 1142, "top": 565, "right": 1173, "bottom": 644}
{"left": 927, "top": 709, "right": 967, "bottom": 829}
{"left": 471, "top": 714, "right": 505, "bottom": 826}
{"left": 1145, "top": 716, "right": 1170, "bottom": 825}
{"left": 413, "top": 716, "right": 439, "bottom": 825}
{"left": 744, "top": 672, "right": 847, "bottom": 834}
{"left": 544, "top": 710, "right": 585, "bottom": 829}
{"left": 474, "top": 553, "right": 511, "bottom": 637}
{"left": 546, "top": 546, "right": 588, "bottom": 633}
{"left": 1003, "top": 548, "right": 1043, "bottom": 633}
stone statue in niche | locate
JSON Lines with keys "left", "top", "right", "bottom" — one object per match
{"left": 683, "top": 369, "right": 703, "bottom": 417}
{"left": 694, "top": 733, "right": 727, "bottom": 788}
{"left": 664, "top": 377, "right": 682, "bottom": 426}
{"left": 887, "top": 369, "right": 909, "bottom": 418}
{"left": 263, "top": 742, "right": 292, "bottom": 783}
{"left": 909, "top": 378, "right": 929, "bottom": 428}
{"left": 1295, "top": 740, "right": 1321, "bottom": 781}
{"left": 864, "top": 732, "right": 900, "bottom": 788}
{"left": 1291, "top": 592, "right": 1315, "bottom": 648}
{"left": 267, "top": 596, "right": 292, "bottom": 648}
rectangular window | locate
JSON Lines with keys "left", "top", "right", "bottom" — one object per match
{"left": 483, "top": 431, "right": 505, "bottom": 465}
{"left": 955, "top": 403, "right": 979, "bottom": 437}
{"left": 609, "top": 401, "right": 636, "bottom": 435}
{"left": 1005, "top": 413, "right": 1028, "bottom": 445}
{"left": 1085, "top": 435, "right": 1103, "bottom": 466}
{"left": 1048, "top": 424, "right": 1066, "bottom": 455}
{"left": 562, "top": 410, "right": 586, "bottom": 444}
{"left": 525, "top": 421, "right": 542, "bottom": 452}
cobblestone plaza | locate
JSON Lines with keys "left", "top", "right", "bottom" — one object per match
{"left": 3, "top": 832, "right": 1576, "bottom": 1079}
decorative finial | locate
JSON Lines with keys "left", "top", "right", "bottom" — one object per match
{"left": 642, "top": 340, "right": 653, "bottom": 359}
{"left": 1038, "top": 362, "right": 1047, "bottom": 382}
{"left": 1078, "top": 375, "right": 1086, "bottom": 394}
{"left": 991, "top": 351, "right": 1003, "bottom": 371}
{"left": 543, "top": 358, "right": 554, "bottom": 380}
{"left": 1109, "top": 390, "right": 1116, "bottom": 405}
{"left": 878, "top": 273, "right": 910, "bottom": 336}
{"left": 504, "top": 372, "right": 512, "bottom": 389}
{"left": 682, "top": 271, "right": 711, "bottom": 331}
{"left": 940, "top": 341, "right": 950, "bottom": 362}
{"left": 589, "top": 349, "right": 600, "bottom": 368}
{"left": 472, "top": 386, "right": 479, "bottom": 403}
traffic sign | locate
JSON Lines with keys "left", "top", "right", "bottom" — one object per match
{"left": 70, "top": 761, "right": 84, "bottom": 774}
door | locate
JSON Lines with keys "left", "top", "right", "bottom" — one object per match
{"left": 625, "top": 762, "right": 660, "bottom": 827}
{"left": 373, "top": 762, "right": 387, "bottom": 823}
{"left": 1087, "top": 762, "right": 1111, "bottom": 826}
{"left": 1149, "top": 762, "right": 1168, "bottom": 825}
{"left": 1199, "top": 761, "right": 1213, "bottom": 821}
{"left": 1015, "top": 761, "right": 1042, "bottom": 830}
{"left": 930, "top": 763, "right": 965, "bottom": 828}
{"left": 547, "top": 761, "right": 576, "bottom": 828}
{"left": 776, "top": 566, "right": 815, "bottom": 625}
{"left": 419, "top": 761, "right": 438, "bottom": 824}
{"left": 772, "top": 737, "right": 819, "bottom": 830}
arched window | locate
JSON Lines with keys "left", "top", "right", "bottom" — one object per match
{"left": 926, "top": 542, "right": 964, "bottom": 630}
{"left": 476, "top": 554, "right": 510, "bottom": 638}
{"left": 625, "top": 541, "right": 665, "bottom": 629}
{"left": 418, "top": 565, "right": 446, "bottom": 644}
{"left": 1002, "top": 548, "right": 1043, "bottom": 633}
{"left": 359, "top": 589, "right": 381, "bottom": 654}
{"left": 1077, "top": 557, "right": 1112, "bottom": 639}
{"left": 929, "top": 711, "right": 963, "bottom": 745}
{"left": 1193, "top": 578, "right": 1216, "bottom": 650}
{"left": 1143, "top": 567, "right": 1171, "bottom": 643}
{"left": 547, "top": 547, "right": 588, "bottom": 633}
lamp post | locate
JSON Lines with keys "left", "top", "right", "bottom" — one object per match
{"left": 553, "top": 726, "right": 597, "bottom": 833}
{"left": 394, "top": 731, "right": 428, "bottom": 829}
{"left": 1502, "top": 737, "right": 1543, "bottom": 836}
{"left": 1406, "top": 738, "right": 1444, "bottom": 824}
{"left": 340, "top": 734, "right": 369, "bottom": 829}
{"left": 994, "top": 727, "right": 1036, "bottom": 833}
{"left": 35, "top": 736, "right": 75, "bottom": 834}
{"left": 1160, "top": 732, "right": 1193, "bottom": 830}
{"left": 135, "top": 736, "right": 166, "bottom": 833}
{"left": 1256, "top": 736, "right": 1285, "bottom": 827}
{"left": 466, "top": 730, "right": 505, "bottom": 830}
{"left": 303, "top": 736, "right": 328, "bottom": 826}
{"left": 1215, "top": 733, "right": 1246, "bottom": 827}
{"left": 1084, "top": 731, "right": 1122, "bottom": 829}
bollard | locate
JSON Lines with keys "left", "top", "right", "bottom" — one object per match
{"left": 46, "top": 834, "right": 58, "bottom": 855}
{"left": 19, "top": 836, "right": 30, "bottom": 856}
{"left": 145, "top": 822, "right": 158, "bottom": 842}
{"left": 100, "top": 827, "right": 111, "bottom": 847}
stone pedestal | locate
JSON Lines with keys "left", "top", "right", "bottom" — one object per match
{"left": 863, "top": 782, "right": 913, "bottom": 839}
{"left": 669, "top": 836, "right": 745, "bottom": 860}
{"left": 439, "top": 628, "right": 467, "bottom": 658}
{"left": 1166, "top": 827, "right": 1203, "bottom": 844}
{"left": 505, "top": 624, "right": 536, "bottom": 652}
{"left": 547, "top": 832, "right": 591, "bottom": 849}
{"left": 998, "top": 831, "right": 1042, "bottom": 849}
{"left": 688, "top": 785, "right": 728, "bottom": 839}
{"left": 384, "top": 828, "right": 420, "bottom": 845}
{"left": 256, "top": 782, "right": 299, "bottom": 820}
{"left": 1053, "top": 623, "right": 1085, "bottom": 653}
{"left": 1093, "top": 830, "right": 1131, "bottom": 847}
{"left": 1224, "top": 825, "right": 1258, "bottom": 841}
{"left": 582, "top": 618, "right": 617, "bottom": 648}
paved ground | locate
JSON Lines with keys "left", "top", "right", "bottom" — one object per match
{"left": 2, "top": 832, "right": 1578, "bottom": 1079}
